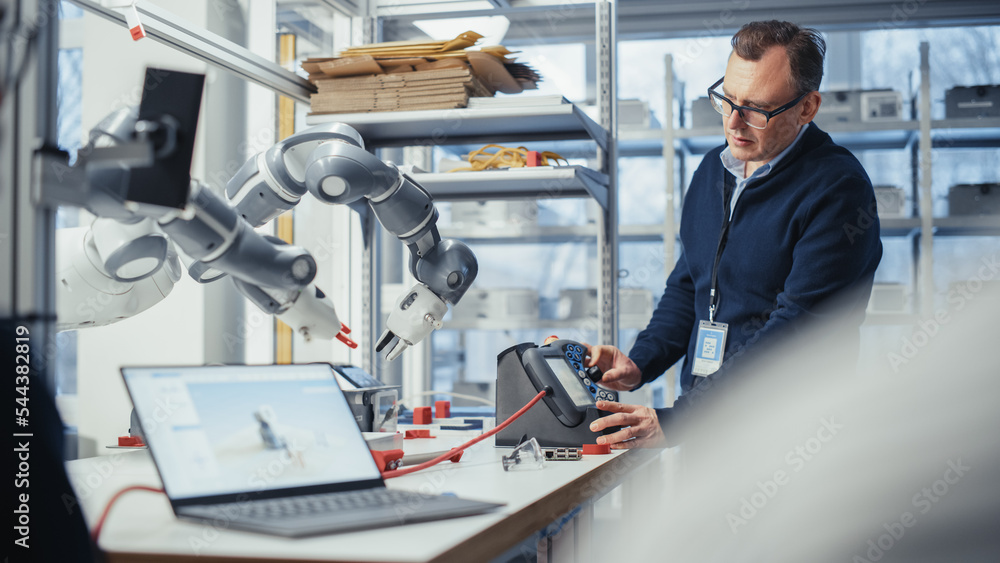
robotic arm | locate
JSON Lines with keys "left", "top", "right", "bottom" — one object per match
{"left": 56, "top": 107, "right": 350, "bottom": 346}
{"left": 57, "top": 110, "right": 476, "bottom": 360}
{"left": 227, "top": 122, "right": 478, "bottom": 360}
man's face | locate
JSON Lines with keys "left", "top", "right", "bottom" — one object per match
{"left": 720, "top": 46, "right": 817, "bottom": 165}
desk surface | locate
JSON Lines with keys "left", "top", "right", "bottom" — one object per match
{"left": 67, "top": 428, "right": 660, "bottom": 563}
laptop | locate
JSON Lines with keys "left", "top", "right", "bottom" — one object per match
{"left": 120, "top": 363, "right": 503, "bottom": 537}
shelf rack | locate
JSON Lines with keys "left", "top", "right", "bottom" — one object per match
{"left": 307, "top": 2, "right": 619, "bottom": 379}
{"left": 306, "top": 104, "right": 609, "bottom": 150}
{"left": 408, "top": 166, "right": 609, "bottom": 208}
{"left": 439, "top": 223, "right": 666, "bottom": 245}
{"left": 647, "top": 42, "right": 1000, "bottom": 324}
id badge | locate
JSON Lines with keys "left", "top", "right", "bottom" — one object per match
{"left": 691, "top": 320, "right": 728, "bottom": 377}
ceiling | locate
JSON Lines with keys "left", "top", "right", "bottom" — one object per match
{"left": 375, "top": 0, "right": 1000, "bottom": 45}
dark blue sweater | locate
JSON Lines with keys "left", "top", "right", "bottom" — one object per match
{"left": 629, "top": 123, "right": 882, "bottom": 433}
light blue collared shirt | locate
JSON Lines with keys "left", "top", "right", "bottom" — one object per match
{"left": 720, "top": 124, "right": 810, "bottom": 220}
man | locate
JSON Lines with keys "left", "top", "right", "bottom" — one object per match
{"left": 587, "top": 20, "right": 882, "bottom": 448}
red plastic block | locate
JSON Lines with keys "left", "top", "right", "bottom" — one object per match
{"left": 582, "top": 443, "right": 611, "bottom": 455}
{"left": 118, "top": 435, "right": 145, "bottom": 447}
{"left": 370, "top": 449, "right": 404, "bottom": 471}
{"left": 413, "top": 406, "right": 432, "bottom": 424}
{"left": 404, "top": 429, "right": 435, "bottom": 440}
{"left": 434, "top": 400, "right": 451, "bottom": 419}
{"left": 526, "top": 151, "right": 541, "bottom": 167}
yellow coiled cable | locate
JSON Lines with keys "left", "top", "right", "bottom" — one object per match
{"left": 448, "top": 144, "right": 568, "bottom": 172}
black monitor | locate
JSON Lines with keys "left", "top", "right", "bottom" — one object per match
{"left": 127, "top": 67, "right": 204, "bottom": 210}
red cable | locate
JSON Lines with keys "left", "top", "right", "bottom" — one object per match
{"left": 382, "top": 389, "right": 548, "bottom": 479}
{"left": 91, "top": 485, "right": 165, "bottom": 543}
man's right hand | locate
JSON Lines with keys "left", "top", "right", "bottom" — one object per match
{"left": 583, "top": 344, "right": 642, "bottom": 391}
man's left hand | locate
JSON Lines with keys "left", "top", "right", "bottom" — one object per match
{"left": 589, "top": 401, "right": 665, "bottom": 449}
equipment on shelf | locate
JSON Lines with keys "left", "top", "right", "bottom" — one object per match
{"left": 449, "top": 288, "right": 539, "bottom": 323}
{"left": 690, "top": 96, "right": 720, "bottom": 129}
{"left": 874, "top": 185, "right": 907, "bottom": 218}
{"left": 949, "top": 280, "right": 1000, "bottom": 300}
{"left": 945, "top": 85, "right": 1000, "bottom": 119}
{"left": 867, "top": 283, "right": 911, "bottom": 315}
{"left": 618, "top": 99, "right": 656, "bottom": 130}
{"left": 557, "top": 288, "right": 653, "bottom": 326}
{"left": 860, "top": 90, "right": 905, "bottom": 121}
{"left": 450, "top": 200, "right": 538, "bottom": 228}
{"left": 815, "top": 89, "right": 905, "bottom": 126}
{"left": 495, "top": 339, "right": 618, "bottom": 448}
{"left": 948, "top": 183, "right": 1000, "bottom": 216}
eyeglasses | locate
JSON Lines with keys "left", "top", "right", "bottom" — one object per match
{"left": 707, "top": 77, "right": 809, "bottom": 130}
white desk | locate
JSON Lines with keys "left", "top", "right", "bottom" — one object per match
{"left": 66, "top": 428, "right": 664, "bottom": 562}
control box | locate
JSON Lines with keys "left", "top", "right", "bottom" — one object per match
{"left": 495, "top": 340, "right": 618, "bottom": 448}
{"left": 948, "top": 183, "right": 1000, "bottom": 216}
{"left": 860, "top": 90, "right": 905, "bottom": 121}
{"left": 816, "top": 90, "right": 904, "bottom": 126}
{"left": 867, "top": 283, "right": 911, "bottom": 315}
{"left": 874, "top": 185, "right": 907, "bottom": 218}
{"left": 558, "top": 288, "right": 653, "bottom": 326}
{"left": 619, "top": 99, "right": 656, "bottom": 130}
{"left": 945, "top": 85, "right": 1000, "bottom": 119}
{"left": 330, "top": 364, "right": 399, "bottom": 433}
{"left": 691, "top": 96, "right": 720, "bottom": 129}
{"left": 449, "top": 288, "right": 539, "bottom": 323}
{"left": 450, "top": 201, "right": 537, "bottom": 228}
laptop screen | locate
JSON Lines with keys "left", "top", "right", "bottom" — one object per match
{"left": 122, "top": 364, "right": 382, "bottom": 501}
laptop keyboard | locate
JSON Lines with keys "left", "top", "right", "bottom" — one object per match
{"left": 238, "top": 489, "right": 425, "bottom": 519}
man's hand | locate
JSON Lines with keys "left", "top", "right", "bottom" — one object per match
{"left": 583, "top": 344, "right": 641, "bottom": 391}
{"left": 590, "top": 401, "right": 665, "bottom": 449}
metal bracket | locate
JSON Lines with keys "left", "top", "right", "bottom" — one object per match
{"left": 33, "top": 141, "right": 154, "bottom": 208}
{"left": 67, "top": 0, "right": 315, "bottom": 103}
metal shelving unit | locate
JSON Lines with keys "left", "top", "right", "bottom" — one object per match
{"left": 932, "top": 216, "right": 1000, "bottom": 236}
{"left": 443, "top": 317, "right": 646, "bottom": 331}
{"left": 311, "top": 2, "right": 619, "bottom": 379}
{"left": 646, "top": 42, "right": 1000, "bottom": 323}
{"left": 306, "top": 101, "right": 616, "bottom": 343}
{"left": 440, "top": 223, "right": 665, "bottom": 245}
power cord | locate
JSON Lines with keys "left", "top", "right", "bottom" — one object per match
{"left": 90, "top": 485, "right": 165, "bottom": 543}
{"left": 448, "top": 144, "right": 568, "bottom": 172}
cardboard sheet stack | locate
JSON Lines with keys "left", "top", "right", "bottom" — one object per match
{"left": 308, "top": 66, "right": 492, "bottom": 113}
{"left": 303, "top": 31, "right": 542, "bottom": 115}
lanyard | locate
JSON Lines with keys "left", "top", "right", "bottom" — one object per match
{"left": 708, "top": 173, "right": 736, "bottom": 323}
